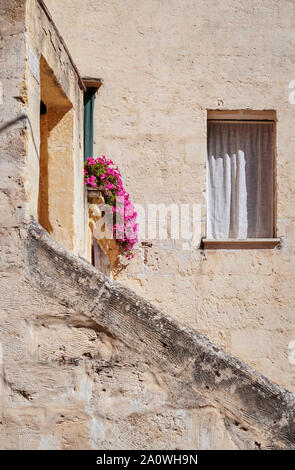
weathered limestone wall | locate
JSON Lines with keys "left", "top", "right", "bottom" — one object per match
{"left": 0, "top": 0, "right": 28, "bottom": 347}
{"left": 0, "top": 0, "right": 27, "bottom": 231}
{"left": 1, "top": 220, "right": 294, "bottom": 450}
{"left": 45, "top": 0, "right": 295, "bottom": 391}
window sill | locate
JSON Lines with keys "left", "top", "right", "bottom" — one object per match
{"left": 201, "top": 238, "right": 280, "bottom": 250}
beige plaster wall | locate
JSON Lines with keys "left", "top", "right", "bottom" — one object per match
{"left": 45, "top": 0, "right": 295, "bottom": 391}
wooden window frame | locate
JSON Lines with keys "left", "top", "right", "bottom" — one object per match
{"left": 203, "top": 110, "right": 279, "bottom": 250}
{"left": 83, "top": 77, "right": 102, "bottom": 161}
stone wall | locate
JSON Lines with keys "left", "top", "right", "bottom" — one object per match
{"left": 1, "top": 0, "right": 295, "bottom": 450}
{"left": 45, "top": 0, "right": 295, "bottom": 391}
{"left": 0, "top": 219, "right": 294, "bottom": 449}
{"left": 0, "top": 0, "right": 27, "bottom": 232}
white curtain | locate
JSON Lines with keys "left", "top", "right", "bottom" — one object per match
{"left": 207, "top": 121, "right": 274, "bottom": 239}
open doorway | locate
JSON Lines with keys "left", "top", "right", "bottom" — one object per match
{"left": 38, "top": 56, "right": 75, "bottom": 251}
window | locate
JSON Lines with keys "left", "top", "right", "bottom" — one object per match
{"left": 84, "top": 87, "right": 96, "bottom": 160}
{"left": 83, "top": 78, "right": 102, "bottom": 160}
{"left": 204, "top": 110, "right": 279, "bottom": 249}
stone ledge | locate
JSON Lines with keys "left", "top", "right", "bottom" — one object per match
{"left": 27, "top": 220, "right": 295, "bottom": 449}
{"left": 202, "top": 238, "right": 281, "bottom": 250}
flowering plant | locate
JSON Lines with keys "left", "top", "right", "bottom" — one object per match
{"left": 84, "top": 156, "right": 138, "bottom": 259}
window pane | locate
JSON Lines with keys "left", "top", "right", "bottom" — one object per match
{"left": 84, "top": 88, "right": 96, "bottom": 160}
{"left": 207, "top": 121, "right": 274, "bottom": 239}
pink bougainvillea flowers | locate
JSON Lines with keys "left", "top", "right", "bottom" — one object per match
{"left": 84, "top": 156, "right": 138, "bottom": 259}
